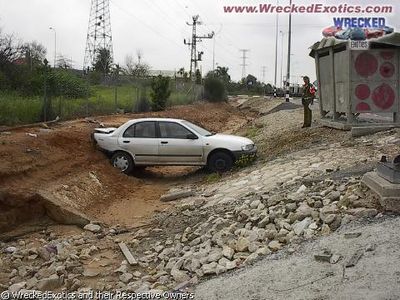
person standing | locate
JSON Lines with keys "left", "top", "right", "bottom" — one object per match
{"left": 301, "top": 76, "right": 316, "bottom": 128}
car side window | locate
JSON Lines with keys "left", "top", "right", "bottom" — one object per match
{"left": 159, "top": 122, "right": 193, "bottom": 139}
{"left": 123, "top": 122, "right": 156, "bottom": 138}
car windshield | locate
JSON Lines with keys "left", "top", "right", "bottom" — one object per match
{"left": 181, "top": 120, "right": 214, "bottom": 136}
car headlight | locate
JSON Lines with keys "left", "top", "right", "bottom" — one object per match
{"left": 241, "top": 144, "right": 254, "bottom": 151}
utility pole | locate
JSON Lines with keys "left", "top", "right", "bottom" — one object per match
{"left": 261, "top": 66, "right": 266, "bottom": 83}
{"left": 212, "top": 24, "right": 223, "bottom": 71}
{"left": 49, "top": 27, "right": 56, "bottom": 68}
{"left": 184, "top": 15, "right": 214, "bottom": 81}
{"left": 240, "top": 49, "right": 250, "bottom": 79}
{"left": 274, "top": 0, "right": 279, "bottom": 88}
{"left": 280, "top": 30, "right": 286, "bottom": 89}
{"left": 285, "top": 0, "right": 293, "bottom": 102}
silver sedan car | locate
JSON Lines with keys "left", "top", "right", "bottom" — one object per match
{"left": 93, "top": 118, "right": 257, "bottom": 173}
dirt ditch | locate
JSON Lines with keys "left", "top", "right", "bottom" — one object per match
{"left": 0, "top": 101, "right": 252, "bottom": 233}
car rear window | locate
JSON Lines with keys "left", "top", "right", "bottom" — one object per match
{"left": 123, "top": 121, "right": 156, "bottom": 138}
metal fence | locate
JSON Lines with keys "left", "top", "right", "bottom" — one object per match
{"left": 0, "top": 76, "right": 203, "bottom": 126}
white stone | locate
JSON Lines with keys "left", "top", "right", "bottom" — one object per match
{"left": 222, "top": 246, "right": 235, "bottom": 260}
{"left": 293, "top": 217, "right": 312, "bottom": 236}
{"left": 171, "top": 268, "right": 190, "bottom": 283}
{"left": 235, "top": 237, "right": 250, "bottom": 252}
{"left": 268, "top": 240, "right": 282, "bottom": 252}
{"left": 296, "top": 185, "right": 307, "bottom": 194}
{"left": 119, "top": 273, "right": 133, "bottom": 283}
{"left": 83, "top": 224, "right": 101, "bottom": 233}
{"left": 9, "top": 282, "right": 26, "bottom": 293}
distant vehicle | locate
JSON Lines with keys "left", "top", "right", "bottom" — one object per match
{"left": 92, "top": 118, "right": 257, "bottom": 174}
{"left": 335, "top": 28, "right": 366, "bottom": 40}
{"left": 322, "top": 26, "right": 342, "bottom": 37}
{"left": 364, "top": 28, "right": 384, "bottom": 39}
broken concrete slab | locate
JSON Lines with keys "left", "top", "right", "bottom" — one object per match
{"left": 330, "top": 254, "right": 341, "bottom": 264}
{"left": 39, "top": 192, "right": 90, "bottom": 227}
{"left": 160, "top": 190, "right": 195, "bottom": 202}
{"left": 344, "top": 232, "right": 362, "bottom": 239}
{"left": 0, "top": 191, "right": 90, "bottom": 233}
{"left": 362, "top": 172, "right": 400, "bottom": 212}
{"left": 351, "top": 125, "right": 398, "bottom": 138}
{"left": 314, "top": 249, "right": 332, "bottom": 262}
{"left": 346, "top": 249, "right": 364, "bottom": 268}
{"left": 118, "top": 242, "right": 138, "bottom": 266}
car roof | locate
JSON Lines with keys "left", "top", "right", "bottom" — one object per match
{"left": 128, "top": 118, "right": 185, "bottom": 123}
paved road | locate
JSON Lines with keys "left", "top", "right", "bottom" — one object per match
{"left": 194, "top": 216, "right": 400, "bottom": 300}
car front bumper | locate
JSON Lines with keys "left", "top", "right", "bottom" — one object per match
{"left": 232, "top": 146, "right": 258, "bottom": 160}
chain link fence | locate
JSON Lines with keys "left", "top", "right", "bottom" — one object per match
{"left": 0, "top": 75, "right": 203, "bottom": 126}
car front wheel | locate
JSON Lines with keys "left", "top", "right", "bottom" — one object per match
{"left": 111, "top": 152, "right": 134, "bottom": 174}
{"left": 208, "top": 152, "right": 233, "bottom": 173}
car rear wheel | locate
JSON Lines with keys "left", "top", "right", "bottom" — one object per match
{"left": 111, "top": 152, "right": 134, "bottom": 174}
{"left": 208, "top": 152, "right": 233, "bottom": 173}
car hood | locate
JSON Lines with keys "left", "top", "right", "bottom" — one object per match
{"left": 94, "top": 127, "right": 117, "bottom": 134}
{"left": 205, "top": 133, "right": 254, "bottom": 145}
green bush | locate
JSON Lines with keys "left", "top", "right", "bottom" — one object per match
{"left": 150, "top": 75, "right": 171, "bottom": 111}
{"left": 134, "top": 87, "right": 150, "bottom": 113}
{"left": 204, "top": 76, "right": 227, "bottom": 102}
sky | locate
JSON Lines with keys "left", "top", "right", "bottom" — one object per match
{"left": 0, "top": 0, "right": 399, "bottom": 84}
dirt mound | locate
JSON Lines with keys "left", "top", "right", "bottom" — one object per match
{"left": 266, "top": 101, "right": 302, "bottom": 115}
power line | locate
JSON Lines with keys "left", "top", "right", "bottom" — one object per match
{"left": 143, "top": 0, "right": 188, "bottom": 35}
{"left": 171, "top": 0, "right": 192, "bottom": 18}
{"left": 110, "top": 0, "right": 186, "bottom": 54}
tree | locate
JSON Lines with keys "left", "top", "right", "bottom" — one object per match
{"left": 124, "top": 54, "right": 150, "bottom": 78}
{"left": 93, "top": 48, "right": 112, "bottom": 76}
{"left": 22, "top": 41, "right": 46, "bottom": 68}
{"left": 177, "top": 67, "right": 185, "bottom": 77}
{"left": 265, "top": 83, "right": 273, "bottom": 94}
{"left": 245, "top": 74, "right": 257, "bottom": 87}
{"left": 56, "top": 55, "right": 73, "bottom": 69}
{"left": 177, "top": 67, "right": 189, "bottom": 81}
{"left": 203, "top": 71, "right": 227, "bottom": 102}
{"left": 0, "top": 30, "right": 21, "bottom": 67}
{"left": 214, "top": 66, "right": 231, "bottom": 84}
{"left": 150, "top": 75, "right": 171, "bottom": 111}
{"left": 195, "top": 69, "right": 202, "bottom": 84}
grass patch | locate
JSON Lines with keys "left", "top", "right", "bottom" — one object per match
{"left": 0, "top": 84, "right": 193, "bottom": 126}
{"left": 234, "top": 154, "right": 257, "bottom": 169}
{"left": 245, "top": 126, "right": 260, "bottom": 139}
{"left": 204, "top": 173, "right": 222, "bottom": 183}
{"left": 0, "top": 92, "right": 43, "bottom": 125}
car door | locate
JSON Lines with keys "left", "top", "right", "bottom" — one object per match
{"left": 157, "top": 121, "right": 204, "bottom": 164}
{"left": 118, "top": 121, "right": 159, "bottom": 164}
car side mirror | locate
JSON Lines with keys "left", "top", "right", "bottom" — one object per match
{"left": 186, "top": 133, "right": 198, "bottom": 140}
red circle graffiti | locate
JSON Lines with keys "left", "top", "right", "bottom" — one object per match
{"left": 380, "top": 62, "right": 395, "bottom": 78}
{"left": 380, "top": 51, "right": 395, "bottom": 60}
{"left": 372, "top": 84, "right": 395, "bottom": 110}
{"left": 355, "top": 52, "right": 378, "bottom": 77}
{"left": 356, "top": 102, "right": 371, "bottom": 111}
{"left": 355, "top": 84, "right": 370, "bottom": 100}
